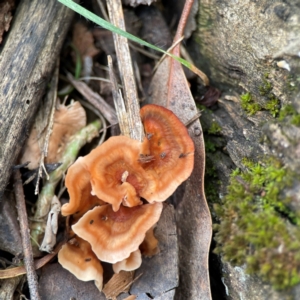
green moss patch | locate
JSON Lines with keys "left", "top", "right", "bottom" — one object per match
{"left": 214, "top": 157, "right": 300, "bottom": 289}
{"left": 208, "top": 121, "right": 222, "bottom": 135}
{"left": 240, "top": 92, "right": 262, "bottom": 115}
{"left": 279, "top": 104, "right": 300, "bottom": 126}
{"left": 259, "top": 73, "right": 273, "bottom": 96}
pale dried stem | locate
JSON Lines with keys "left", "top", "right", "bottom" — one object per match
{"left": 35, "top": 59, "right": 59, "bottom": 194}
{"left": 107, "top": 0, "right": 144, "bottom": 142}
{"left": 108, "top": 55, "right": 130, "bottom": 137}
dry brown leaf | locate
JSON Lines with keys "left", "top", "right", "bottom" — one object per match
{"left": 102, "top": 271, "right": 135, "bottom": 300}
{"left": 0, "top": 0, "right": 15, "bottom": 44}
{"left": 20, "top": 101, "right": 87, "bottom": 169}
{"left": 72, "top": 22, "right": 100, "bottom": 58}
{"left": 147, "top": 0, "right": 212, "bottom": 299}
{"left": 39, "top": 196, "right": 61, "bottom": 253}
{"left": 39, "top": 263, "right": 105, "bottom": 300}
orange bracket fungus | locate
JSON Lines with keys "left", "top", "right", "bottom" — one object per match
{"left": 58, "top": 237, "right": 103, "bottom": 291}
{"left": 112, "top": 249, "right": 142, "bottom": 274}
{"left": 139, "top": 104, "right": 195, "bottom": 202}
{"left": 61, "top": 157, "right": 105, "bottom": 218}
{"left": 83, "top": 136, "right": 153, "bottom": 212}
{"left": 72, "top": 203, "right": 163, "bottom": 263}
{"left": 140, "top": 226, "right": 159, "bottom": 257}
{"left": 59, "top": 104, "right": 195, "bottom": 293}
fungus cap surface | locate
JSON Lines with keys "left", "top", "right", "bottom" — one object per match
{"left": 112, "top": 249, "right": 142, "bottom": 273}
{"left": 84, "top": 136, "right": 153, "bottom": 211}
{"left": 140, "top": 226, "right": 159, "bottom": 257}
{"left": 61, "top": 157, "right": 104, "bottom": 217}
{"left": 140, "top": 104, "right": 195, "bottom": 202}
{"left": 72, "top": 202, "right": 163, "bottom": 263}
{"left": 58, "top": 237, "right": 103, "bottom": 291}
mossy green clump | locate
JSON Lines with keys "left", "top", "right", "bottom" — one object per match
{"left": 264, "top": 97, "right": 280, "bottom": 117}
{"left": 279, "top": 104, "right": 300, "bottom": 126}
{"left": 214, "top": 157, "right": 300, "bottom": 290}
{"left": 259, "top": 74, "right": 273, "bottom": 96}
{"left": 208, "top": 121, "right": 222, "bottom": 135}
{"left": 240, "top": 92, "right": 262, "bottom": 115}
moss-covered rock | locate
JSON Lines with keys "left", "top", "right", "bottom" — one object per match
{"left": 214, "top": 157, "right": 300, "bottom": 289}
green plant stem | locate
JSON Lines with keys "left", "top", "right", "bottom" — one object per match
{"left": 30, "top": 120, "right": 101, "bottom": 251}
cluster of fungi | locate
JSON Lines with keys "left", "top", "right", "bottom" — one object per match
{"left": 58, "top": 104, "right": 195, "bottom": 291}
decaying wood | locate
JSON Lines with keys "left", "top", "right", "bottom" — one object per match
{"left": 0, "top": 191, "right": 23, "bottom": 255}
{"left": 0, "top": 0, "right": 75, "bottom": 199}
{"left": 107, "top": 0, "right": 144, "bottom": 142}
{"left": 193, "top": 0, "right": 300, "bottom": 298}
{"left": 102, "top": 271, "right": 135, "bottom": 300}
{"left": 0, "top": 275, "right": 24, "bottom": 300}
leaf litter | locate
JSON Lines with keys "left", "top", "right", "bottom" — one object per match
{"left": 0, "top": 0, "right": 212, "bottom": 299}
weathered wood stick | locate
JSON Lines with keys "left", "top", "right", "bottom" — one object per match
{"left": 107, "top": 0, "right": 144, "bottom": 142}
{"left": 0, "top": 0, "right": 76, "bottom": 199}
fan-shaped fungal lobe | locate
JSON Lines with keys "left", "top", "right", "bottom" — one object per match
{"left": 140, "top": 104, "right": 195, "bottom": 202}
{"left": 72, "top": 202, "right": 163, "bottom": 263}
{"left": 140, "top": 226, "right": 159, "bottom": 257}
{"left": 112, "top": 249, "right": 142, "bottom": 274}
{"left": 61, "top": 157, "right": 104, "bottom": 217}
{"left": 58, "top": 237, "right": 103, "bottom": 291}
{"left": 84, "top": 136, "right": 153, "bottom": 211}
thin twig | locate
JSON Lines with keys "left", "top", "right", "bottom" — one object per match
{"left": 13, "top": 170, "right": 41, "bottom": 300}
{"left": 108, "top": 55, "right": 130, "bottom": 137}
{"left": 0, "top": 242, "right": 63, "bottom": 279}
{"left": 67, "top": 72, "right": 118, "bottom": 124}
{"left": 97, "top": 0, "right": 109, "bottom": 21}
{"left": 152, "top": 36, "right": 184, "bottom": 74}
{"left": 78, "top": 76, "right": 123, "bottom": 88}
{"left": 128, "top": 42, "right": 160, "bottom": 60}
{"left": 185, "top": 111, "right": 202, "bottom": 127}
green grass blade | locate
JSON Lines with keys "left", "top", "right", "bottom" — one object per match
{"left": 57, "top": 0, "right": 205, "bottom": 79}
